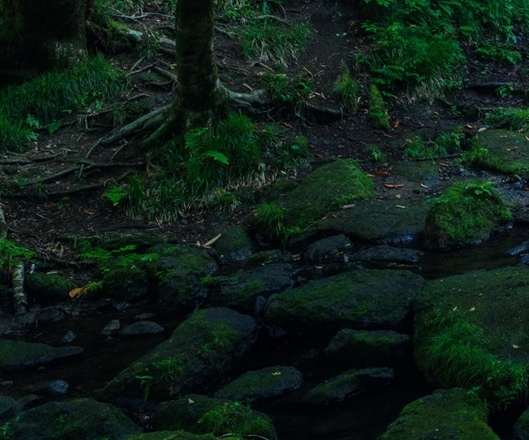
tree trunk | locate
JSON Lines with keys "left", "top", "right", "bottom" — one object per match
{"left": 1, "top": 0, "right": 88, "bottom": 71}
{"left": 143, "top": 0, "right": 228, "bottom": 146}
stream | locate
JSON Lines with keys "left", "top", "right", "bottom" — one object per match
{"left": 4, "top": 225, "right": 529, "bottom": 439}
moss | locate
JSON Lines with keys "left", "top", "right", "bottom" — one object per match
{"left": 379, "top": 389, "right": 497, "bottom": 440}
{"left": 368, "top": 85, "right": 390, "bottom": 130}
{"left": 424, "top": 180, "right": 511, "bottom": 249}
{"left": 25, "top": 273, "right": 76, "bottom": 305}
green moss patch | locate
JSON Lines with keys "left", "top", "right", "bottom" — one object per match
{"left": 414, "top": 266, "right": 529, "bottom": 408}
{"left": 424, "top": 180, "right": 511, "bottom": 249}
{"left": 379, "top": 389, "right": 498, "bottom": 440}
{"left": 464, "top": 129, "right": 529, "bottom": 176}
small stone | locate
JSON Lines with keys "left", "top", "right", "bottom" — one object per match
{"left": 101, "top": 319, "right": 120, "bottom": 337}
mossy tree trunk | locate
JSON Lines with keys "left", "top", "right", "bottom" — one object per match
{"left": 0, "top": 0, "right": 89, "bottom": 71}
{"left": 143, "top": 0, "right": 229, "bottom": 146}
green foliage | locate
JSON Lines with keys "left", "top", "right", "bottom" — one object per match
{"left": 404, "top": 130, "right": 463, "bottom": 159}
{"left": 428, "top": 180, "right": 512, "bottom": 243}
{"left": 364, "top": 144, "right": 387, "bottom": 164}
{"left": 254, "top": 202, "right": 286, "bottom": 239}
{"left": 198, "top": 401, "right": 271, "bottom": 437}
{"left": 104, "top": 186, "right": 125, "bottom": 206}
{"left": 357, "top": 0, "right": 529, "bottom": 96}
{"left": 272, "top": 135, "right": 310, "bottom": 171}
{"left": 135, "top": 357, "right": 184, "bottom": 402}
{"left": 476, "top": 42, "right": 522, "bottom": 65}
{"left": 121, "top": 113, "right": 269, "bottom": 221}
{"left": 0, "top": 54, "right": 126, "bottom": 152}
{"left": 261, "top": 72, "right": 312, "bottom": 107}
{"left": 368, "top": 85, "right": 389, "bottom": 129}
{"left": 333, "top": 61, "right": 362, "bottom": 111}
{"left": 483, "top": 107, "right": 529, "bottom": 131}
{"left": 416, "top": 308, "right": 529, "bottom": 409}
{"left": 0, "top": 240, "right": 36, "bottom": 272}
{"left": 240, "top": 20, "right": 309, "bottom": 64}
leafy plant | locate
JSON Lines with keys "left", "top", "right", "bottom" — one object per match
{"left": 0, "top": 240, "right": 36, "bottom": 272}
{"left": 254, "top": 202, "right": 286, "bottom": 239}
{"left": 333, "top": 61, "right": 362, "bottom": 111}
{"left": 104, "top": 186, "right": 125, "bottom": 206}
{"left": 364, "top": 144, "right": 386, "bottom": 164}
{"left": 240, "top": 20, "right": 309, "bottom": 64}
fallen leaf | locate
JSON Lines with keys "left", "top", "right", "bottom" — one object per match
{"left": 439, "top": 162, "right": 449, "bottom": 167}
{"left": 469, "top": 306, "right": 476, "bottom": 311}
{"left": 188, "top": 399, "right": 195, "bottom": 404}
{"left": 384, "top": 183, "right": 404, "bottom": 189}
{"left": 395, "top": 194, "right": 401, "bottom": 199}
{"left": 272, "top": 371, "right": 282, "bottom": 376}
{"left": 341, "top": 204, "right": 355, "bottom": 209}
{"left": 478, "top": 127, "right": 487, "bottom": 132}
{"left": 420, "top": 183, "right": 429, "bottom": 188}
{"left": 374, "top": 171, "right": 391, "bottom": 178}
{"left": 69, "top": 287, "right": 87, "bottom": 298}
{"left": 396, "top": 205, "right": 406, "bottom": 209}
{"left": 513, "top": 344, "right": 520, "bottom": 349}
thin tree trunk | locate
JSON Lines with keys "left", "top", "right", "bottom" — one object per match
{"left": 12, "top": 261, "right": 27, "bottom": 315}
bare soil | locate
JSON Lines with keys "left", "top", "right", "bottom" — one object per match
{"left": 1, "top": 0, "right": 528, "bottom": 274}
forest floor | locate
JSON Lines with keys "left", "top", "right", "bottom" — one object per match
{"left": 1, "top": 0, "right": 528, "bottom": 280}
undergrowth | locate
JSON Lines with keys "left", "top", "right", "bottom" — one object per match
{"left": 357, "top": 0, "right": 529, "bottom": 97}
{"left": 415, "top": 308, "right": 529, "bottom": 409}
{"left": 0, "top": 54, "right": 126, "bottom": 152}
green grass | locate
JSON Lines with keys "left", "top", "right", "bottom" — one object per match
{"left": 333, "top": 61, "right": 362, "bottom": 111}
{"left": 0, "top": 54, "right": 126, "bottom": 152}
{"left": 415, "top": 308, "right": 529, "bottom": 409}
{"left": 404, "top": 130, "right": 463, "bottom": 159}
{"left": 240, "top": 20, "right": 309, "bottom": 64}
{"left": 121, "top": 112, "right": 271, "bottom": 222}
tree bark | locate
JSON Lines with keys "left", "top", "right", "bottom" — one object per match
{"left": 1, "top": 0, "right": 88, "bottom": 71}
{"left": 143, "top": 0, "right": 228, "bottom": 146}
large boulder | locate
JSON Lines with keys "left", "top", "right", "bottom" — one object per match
{"left": 0, "top": 398, "right": 141, "bottom": 439}
{"left": 0, "top": 339, "right": 83, "bottom": 371}
{"left": 414, "top": 265, "right": 529, "bottom": 407}
{"left": 378, "top": 388, "right": 499, "bottom": 440}
{"left": 214, "top": 365, "right": 304, "bottom": 403}
{"left": 98, "top": 307, "right": 258, "bottom": 402}
{"left": 264, "top": 269, "right": 425, "bottom": 333}
{"left": 152, "top": 394, "right": 277, "bottom": 439}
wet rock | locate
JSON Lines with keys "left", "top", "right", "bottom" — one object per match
{"left": 35, "top": 307, "right": 66, "bottom": 323}
{"left": 0, "top": 339, "right": 83, "bottom": 371}
{"left": 205, "top": 263, "right": 294, "bottom": 313}
{"left": 99, "top": 307, "right": 258, "bottom": 402}
{"left": 0, "top": 396, "right": 22, "bottom": 423}
{"left": 154, "top": 244, "right": 218, "bottom": 313}
{"left": 506, "top": 240, "right": 529, "bottom": 256}
{"left": 100, "top": 319, "right": 120, "bottom": 337}
{"left": 301, "top": 367, "right": 394, "bottom": 405}
{"left": 414, "top": 265, "right": 529, "bottom": 407}
{"left": 351, "top": 244, "right": 422, "bottom": 264}
{"left": 325, "top": 329, "right": 411, "bottom": 369}
{"left": 152, "top": 394, "right": 277, "bottom": 440}
{"left": 305, "top": 234, "right": 353, "bottom": 262}
{"left": 25, "top": 273, "right": 75, "bottom": 306}
{"left": 127, "top": 432, "right": 217, "bottom": 440}
{"left": 99, "top": 233, "right": 166, "bottom": 252}
{"left": 315, "top": 197, "right": 429, "bottom": 244}
{"left": 60, "top": 330, "right": 77, "bottom": 344}
{"left": 118, "top": 321, "right": 164, "bottom": 337}
{"left": 379, "top": 388, "right": 499, "bottom": 440}
{"left": 33, "top": 379, "right": 69, "bottom": 396}
{"left": 1, "top": 398, "right": 141, "bottom": 439}
{"left": 214, "top": 365, "right": 304, "bottom": 403}
{"left": 514, "top": 406, "right": 529, "bottom": 440}
{"left": 264, "top": 269, "right": 425, "bottom": 333}
{"left": 99, "top": 264, "right": 151, "bottom": 302}
{"left": 205, "top": 224, "right": 254, "bottom": 264}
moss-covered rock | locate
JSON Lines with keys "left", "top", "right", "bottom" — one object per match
{"left": 0, "top": 339, "right": 83, "bottom": 371}
{"left": 305, "top": 234, "right": 353, "bottom": 262}
{"left": 315, "top": 197, "right": 429, "bottom": 244}
{"left": 423, "top": 180, "right": 511, "bottom": 249}
{"left": 514, "top": 407, "right": 529, "bottom": 440}
{"left": 264, "top": 269, "right": 425, "bottom": 333}
{"left": 154, "top": 244, "right": 219, "bottom": 313}
{"left": 253, "top": 159, "right": 374, "bottom": 239}
{"left": 368, "top": 85, "right": 390, "bottom": 130}
{"left": 392, "top": 160, "right": 441, "bottom": 186}
{"left": 204, "top": 263, "right": 293, "bottom": 314}
{"left": 25, "top": 272, "right": 76, "bottom": 305}
{"left": 0, "top": 396, "right": 21, "bottom": 424}
{"left": 378, "top": 388, "right": 498, "bottom": 440}
{"left": 204, "top": 225, "right": 254, "bottom": 264}
{"left": 0, "top": 398, "right": 141, "bottom": 440}
{"left": 414, "top": 265, "right": 529, "bottom": 407}
{"left": 466, "top": 129, "right": 529, "bottom": 176}
{"left": 152, "top": 394, "right": 277, "bottom": 439}
{"left": 324, "top": 329, "right": 411, "bottom": 369}
{"left": 126, "top": 432, "right": 217, "bottom": 440}
{"left": 301, "top": 367, "right": 394, "bottom": 405}
{"left": 214, "top": 365, "right": 304, "bottom": 403}
{"left": 98, "top": 307, "right": 258, "bottom": 402}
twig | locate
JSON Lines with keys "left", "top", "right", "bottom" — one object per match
{"left": 0, "top": 202, "right": 7, "bottom": 239}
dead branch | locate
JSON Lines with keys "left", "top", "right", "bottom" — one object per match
{"left": 0, "top": 202, "right": 7, "bottom": 240}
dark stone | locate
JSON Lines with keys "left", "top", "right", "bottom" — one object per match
{"left": 305, "top": 234, "right": 353, "bottom": 262}
{"left": 119, "top": 320, "right": 165, "bottom": 337}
